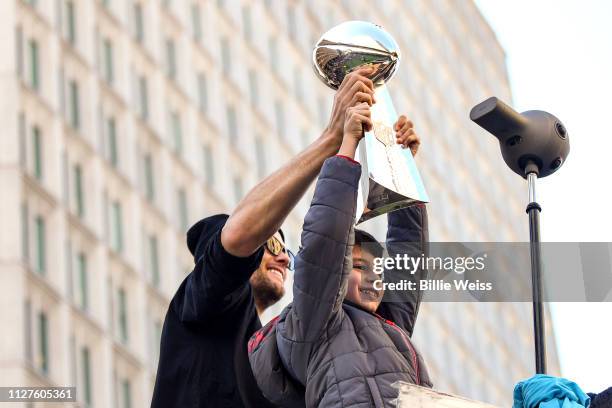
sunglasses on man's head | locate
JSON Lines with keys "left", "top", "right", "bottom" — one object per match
{"left": 265, "top": 236, "right": 295, "bottom": 270}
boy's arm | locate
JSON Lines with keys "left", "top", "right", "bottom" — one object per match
{"left": 281, "top": 155, "right": 361, "bottom": 341}
{"left": 377, "top": 204, "right": 429, "bottom": 336}
{"left": 251, "top": 103, "right": 369, "bottom": 386}
{"left": 377, "top": 114, "right": 426, "bottom": 336}
{"left": 280, "top": 102, "right": 370, "bottom": 343}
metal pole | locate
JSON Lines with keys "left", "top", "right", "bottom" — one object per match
{"left": 526, "top": 172, "right": 546, "bottom": 374}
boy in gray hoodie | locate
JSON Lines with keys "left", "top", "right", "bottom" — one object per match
{"left": 249, "top": 102, "right": 432, "bottom": 407}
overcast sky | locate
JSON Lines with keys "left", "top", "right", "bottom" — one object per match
{"left": 474, "top": 0, "right": 612, "bottom": 393}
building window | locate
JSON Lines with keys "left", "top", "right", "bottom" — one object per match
{"left": 248, "top": 69, "right": 258, "bottom": 106}
{"left": 32, "top": 126, "right": 43, "bottom": 180}
{"left": 133, "top": 3, "right": 144, "bottom": 43}
{"left": 69, "top": 80, "right": 80, "bottom": 129}
{"left": 226, "top": 106, "right": 237, "bottom": 139}
{"left": 29, "top": 39, "right": 39, "bottom": 91}
{"left": 103, "top": 38, "right": 114, "bottom": 84}
{"left": 170, "top": 111, "right": 182, "bottom": 155}
{"left": 301, "top": 128, "right": 310, "bottom": 149}
{"left": 107, "top": 117, "right": 118, "bottom": 167}
{"left": 24, "top": 300, "right": 32, "bottom": 363}
{"left": 153, "top": 320, "right": 162, "bottom": 364}
{"left": 74, "top": 164, "right": 84, "bottom": 217}
{"left": 118, "top": 288, "right": 128, "bottom": 343}
{"left": 242, "top": 5, "right": 252, "bottom": 40}
{"left": 165, "top": 38, "right": 176, "bottom": 80}
{"left": 38, "top": 311, "right": 49, "bottom": 374}
{"left": 77, "top": 252, "right": 88, "bottom": 311}
{"left": 268, "top": 37, "right": 278, "bottom": 73}
{"left": 177, "top": 189, "right": 188, "bottom": 231}
{"left": 293, "top": 66, "right": 303, "bottom": 100}
{"left": 81, "top": 346, "right": 92, "bottom": 406}
{"left": 287, "top": 5, "right": 297, "bottom": 40}
{"left": 220, "top": 36, "right": 230, "bottom": 74}
{"left": 21, "top": 203, "right": 29, "bottom": 262}
{"left": 317, "top": 96, "right": 327, "bottom": 127}
{"left": 233, "top": 177, "right": 243, "bottom": 203}
{"left": 19, "top": 113, "right": 26, "bottom": 166}
{"left": 16, "top": 27, "right": 23, "bottom": 79}
{"left": 143, "top": 154, "right": 155, "bottom": 201}
{"left": 58, "top": 68, "right": 65, "bottom": 114}
{"left": 255, "top": 136, "right": 266, "bottom": 178}
{"left": 69, "top": 336, "right": 77, "bottom": 395}
{"left": 274, "top": 100, "right": 285, "bottom": 138}
{"left": 62, "top": 152, "right": 69, "bottom": 204}
{"left": 196, "top": 73, "right": 207, "bottom": 113}
{"left": 110, "top": 201, "right": 123, "bottom": 253}
{"left": 139, "top": 76, "right": 148, "bottom": 120}
{"left": 35, "top": 215, "right": 45, "bottom": 275}
{"left": 121, "top": 379, "right": 132, "bottom": 408}
{"left": 149, "top": 235, "right": 160, "bottom": 287}
{"left": 66, "top": 1, "right": 76, "bottom": 45}
{"left": 191, "top": 3, "right": 202, "bottom": 41}
{"left": 202, "top": 145, "right": 214, "bottom": 186}
{"left": 66, "top": 240, "right": 73, "bottom": 300}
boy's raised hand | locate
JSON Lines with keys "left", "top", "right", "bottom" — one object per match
{"left": 338, "top": 102, "right": 372, "bottom": 159}
{"left": 394, "top": 115, "right": 421, "bottom": 156}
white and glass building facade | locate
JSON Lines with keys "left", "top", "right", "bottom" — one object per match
{"left": 0, "top": 0, "right": 559, "bottom": 407}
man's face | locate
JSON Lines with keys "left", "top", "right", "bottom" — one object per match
{"left": 250, "top": 232, "right": 290, "bottom": 309}
{"left": 345, "top": 244, "right": 383, "bottom": 313}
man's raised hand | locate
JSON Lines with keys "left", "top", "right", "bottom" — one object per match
{"left": 326, "top": 67, "right": 376, "bottom": 146}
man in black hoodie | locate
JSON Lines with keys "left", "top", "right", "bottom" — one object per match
{"left": 151, "top": 67, "right": 408, "bottom": 407}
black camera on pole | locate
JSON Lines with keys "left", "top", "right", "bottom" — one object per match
{"left": 470, "top": 97, "right": 570, "bottom": 178}
{"left": 470, "top": 97, "right": 570, "bottom": 375}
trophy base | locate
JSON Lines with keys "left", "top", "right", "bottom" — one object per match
{"left": 357, "top": 178, "right": 421, "bottom": 224}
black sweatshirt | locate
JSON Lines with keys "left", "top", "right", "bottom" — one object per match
{"left": 151, "top": 215, "right": 276, "bottom": 408}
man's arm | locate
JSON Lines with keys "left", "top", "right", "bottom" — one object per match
{"left": 222, "top": 67, "right": 376, "bottom": 257}
{"left": 172, "top": 70, "right": 376, "bottom": 321}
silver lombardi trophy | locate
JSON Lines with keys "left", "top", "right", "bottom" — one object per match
{"left": 313, "top": 21, "right": 429, "bottom": 224}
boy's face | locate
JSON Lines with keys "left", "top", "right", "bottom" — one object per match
{"left": 345, "top": 244, "right": 383, "bottom": 313}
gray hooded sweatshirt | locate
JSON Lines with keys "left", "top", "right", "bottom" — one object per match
{"left": 249, "top": 156, "right": 432, "bottom": 407}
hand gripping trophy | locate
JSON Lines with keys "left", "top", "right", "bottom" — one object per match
{"left": 313, "top": 21, "right": 429, "bottom": 223}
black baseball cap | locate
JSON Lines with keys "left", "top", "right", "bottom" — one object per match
{"left": 186, "top": 213, "right": 286, "bottom": 258}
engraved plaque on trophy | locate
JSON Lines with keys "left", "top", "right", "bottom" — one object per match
{"left": 313, "top": 21, "right": 429, "bottom": 224}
